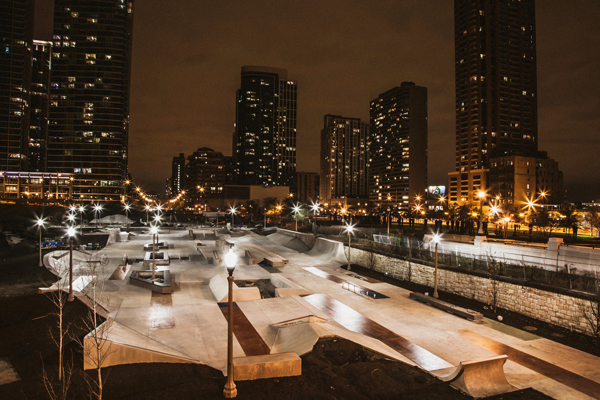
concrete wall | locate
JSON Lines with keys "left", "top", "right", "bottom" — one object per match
{"left": 350, "top": 246, "right": 598, "bottom": 336}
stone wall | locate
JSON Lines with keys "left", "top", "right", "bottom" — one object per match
{"left": 350, "top": 246, "right": 598, "bottom": 336}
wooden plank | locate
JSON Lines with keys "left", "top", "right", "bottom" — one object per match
{"left": 219, "top": 302, "right": 270, "bottom": 356}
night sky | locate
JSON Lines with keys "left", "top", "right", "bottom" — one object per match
{"left": 34, "top": 1, "right": 600, "bottom": 202}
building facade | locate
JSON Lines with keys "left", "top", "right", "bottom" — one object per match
{"left": 233, "top": 66, "right": 297, "bottom": 188}
{"left": 171, "top": 152, "right": 185, "bottom": 197}
{"left": 296, "top": 171, "right": 319, "bottom": 204}
{"left": 29, "top": 40, "right": 52, "bottom": 172}
{"left": 369, "top": 82, "right": 428, "bottom": 209}
{"left": 48, "top": 0, "right": 134, "bottom": 202}
{"left": 448, "top": 0, "right": 562, "bottom": 205}
{"left": 319, "top": 115, "right": 369, "bottom": 204}
{"left": 185, "top": 147, "right": 226, "bottom": 209}
{"left": 0, "top": 0, "right": 34, "bottom": 172}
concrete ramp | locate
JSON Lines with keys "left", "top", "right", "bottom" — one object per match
{"left": 270, "top": 315, "right": 326, "bottom": 356}
{"left": 268, "top": 233, "right": 311, "bottom": 252}
{"left": 306, "top": 238, "right": 348, "bottom": 264}
{"left": 83, "top": 321, "right": 198, "bottom": 370}
{"left": 440, "top": 355, "right": 515, "bottom": 398}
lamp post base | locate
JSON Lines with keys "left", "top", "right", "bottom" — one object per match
{"left": 223, "top": 384, "right": 237, "bottom": 398}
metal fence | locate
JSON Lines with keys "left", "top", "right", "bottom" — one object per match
{"left": 358, "top": 235, "right": 599, "bottom": 294}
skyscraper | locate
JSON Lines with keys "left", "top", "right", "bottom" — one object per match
{"left": 48, "top": 0, "right": 134, "bottom": 202}
{"left": 319, "top": 115, "right": 369, "bottom": 204}
{"left": 171, "top": 153, "right": 185, "bottom": 197}
{"left": 185, "top": 147, "right": 225, "bottom": 208}
{"left": 0, "top": 0, "right": 34, "bottom": 172}
{"left": 29, "top": 40, "right": 52, "bottom": 172}
{"left": 233, "top": 66, "right": 297, "bottom": 188}
{"left": 449, "top": 0, "right": 538, "bottom": 205}
{"left": 369, "top": 82, "right": 428, "bottom": 209}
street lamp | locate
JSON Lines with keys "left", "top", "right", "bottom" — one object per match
{"left": 145, "top": 204, "right": 151, "bottom": 226}
{"left": 344, "top": 222, "right": 354, "bottom": 271}
{"left": 37, "top": 218, "right": 45, "bottom": 267}
{"left": 478, "top": 191, "right": 486, "bottom": 235}
{"left": 292, "top": 204, "right": 301, "bottom": 231}
{"left": 387, "top": 207, "right": 391, "bottom": 235}
{"left": 67, "top": 226, "right": 75, "bottom": 302}
{"left": 223, "top": 248, "right": 238, "bottom": 398}
{"left": 432, "top": 234, "right": 440, "bottom": 298}
{"left": 93, "top": 204, "right": 102, "bottom": 228}
{"left": 67, "top": 213, "right": 75, "bottom": 227}
{"left": 154, "top": 214, "right": 162, "bottom": 243}
{"left": 78, "top": 205, "right": 85, "bottom": 227}
{"left": 124, "top": 204, "right": 130, "bottom": 231}
{"left": 503, "top": 217, "right": 510, "bottom": 239}
{"left": 229, "top": 206, "right": 237, "bottom": 227}
{"left": 276, "top": 205, "right": 282, "bottom": 226}
{"left": 151, "top": 225, "right": 158, "bottom": 281}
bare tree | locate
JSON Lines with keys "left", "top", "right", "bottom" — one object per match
{"left": 366, "top": 240, "right": 377, "bottom": 271}
{"left": 41, "top": 254, "right": 74, "bottom": 399}
{"left": 580, "top": 268, "right": 600, "bottom": 346}
{"left": 76, "top": 253, "right": 113, "bottom": 400}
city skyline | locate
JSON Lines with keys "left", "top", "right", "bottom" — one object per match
{"left": 33, "top": 0, "right": 600, "bottom": 202}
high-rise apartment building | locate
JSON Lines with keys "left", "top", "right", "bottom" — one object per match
{"left": 233, "top": 66, "right": 297, "bottom": 188}
{"left": 449, "top": 0, "right": 539, "bottom": 205}
{"left": 296, "top": 171, "right": 319, "bottom": 204}
{"left": 171, "top": 153, "right": 185, "bottom": 197}
{"left": 0, "top": 0, "right": 34, "bottom": 172}
{"left": 369, "top": 82, "right": 428, "bottom": 209}
{"left": 48, "top": 0, "right": 134, "bottom": 202}
{"left": 29, "top": 40, "right": 52, "bottom": 172}
{"left": 185, "top": 147, "right": 225, "bottom": 208}
{"left": 319, "top": 115, "right": 369, "bottom": 204}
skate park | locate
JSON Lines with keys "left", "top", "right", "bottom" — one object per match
{"left": 39, "top": 227, "right": 600, "bottom": 399}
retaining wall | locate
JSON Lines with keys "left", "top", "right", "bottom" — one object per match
{"left": 350, "top": 246, "right": 598, "bottom": 336}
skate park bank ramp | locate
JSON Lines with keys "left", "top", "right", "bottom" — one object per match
{"left": 439, "top": 354, "right": 515, "bottom": 398}
{"left": 268, "top": 231, "right": 311, "bottom": 252}
{"left": 306, "top": 238, "right": 348, "bottom": 264}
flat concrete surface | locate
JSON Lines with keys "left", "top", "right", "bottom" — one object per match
{"left": 41, "top": 228, "right": 600, "bottom": 399}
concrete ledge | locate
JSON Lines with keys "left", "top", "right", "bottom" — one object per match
{"left": 245, "top": 250, "right": 257, "bottom": 265}
{"left": 209, "top": 274, "right": 262, "bottom": 302}
{"left": 271, "top": 274, "right": 312, "bottom": 297}
{"left": 130, "top": 270, "right": 172, "bottom": 294}
{"left": 233, "top": 352, "right": 301, "bottom": 381}
{"left": 409, "top": 292, "right": 483, "bottom": 321}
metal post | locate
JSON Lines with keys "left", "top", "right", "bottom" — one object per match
{"left": 68, "top": 239, "right": 74, "bottom": 301}
{"left": 433, "top": 242, "right": 439, "bottom": 298}
{"left": 38, "top": 227, "right": 43, "bottom": 267}
{"left": 348, "top": 233, "right": 352, "bottom": 272}
{"left": 223, "top": 274, "right": 237, "bottom": 398}
{"left": 478, "top": 201, "right": 484, "bottom": 235}
{"left": 152, "top": 232, "right": 156, "bottom": 280}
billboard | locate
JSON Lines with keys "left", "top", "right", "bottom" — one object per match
{"left": 427, "top": 186, "right": 446, "bottom": 196}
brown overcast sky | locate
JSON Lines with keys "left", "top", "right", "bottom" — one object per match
{"left": 35, "top": 1, "right": 600, "bottom": 202}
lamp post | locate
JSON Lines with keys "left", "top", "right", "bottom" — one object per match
{"left": 387, "top": 207, "right": 391, "bottom": 235}
{"left": 292, "top": 204, "right": 301, "bottom": 231}
{"left": 344, "top": 223, "right": 354, "bottom": 271}
{"left": 125, "top": 204, "right": 130, "bottom": 231}
{"left": 67, "top": 226, "right": 75, "bottom": 302}
{"left": 432, "top": 234, "right": 440, "bottom": 298}
{"left": 223, "top": 248, "right": 238, "bottom": 398}
{"left": 477, "top": 191, "right": 485, "bottom": 235}
{"left": 229, "top": 206, "right": 237, "bottom": 228}
{"left": 503, "top": 217, "right": 510, "bottom": 239}
{"left": 145, "top": 204, "right": 151, "bottom": 226}
{"left": 264, "top": 208, "right": 267, "bottom": 228}
{"left": 93, "top": 204, "right": 102, "bottom": 228}
{"left": 151, "top": 225, "right": 158, "bottom": 280}
{"left": 78, "top": 205, "right": 85, "bottom": 227}
{"left": 276, "top": 205, "right": 282, "bottom": 226}
{"left": 37, "top": 219, "right": 44, "bottom": 267}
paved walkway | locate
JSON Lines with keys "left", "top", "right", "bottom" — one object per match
{"left": 41, "top": 228, "right": 600, "bottom": 399}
